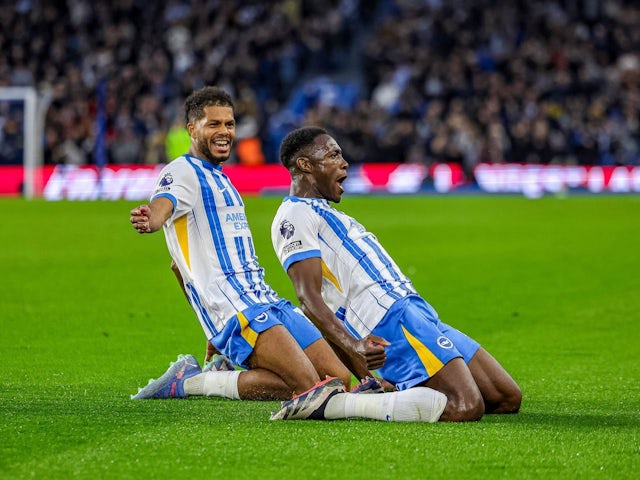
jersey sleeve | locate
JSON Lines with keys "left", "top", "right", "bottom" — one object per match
{"left": 150, "top": 158, "right": 197, "bottom": 219}
{"left": 272, "top": 201, "right": 321, "bottom": 272}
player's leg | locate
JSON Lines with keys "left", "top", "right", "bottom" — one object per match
{"left": 194, "top": 302, "right": 348, "bottom": 400}
{"left": 185, "top": 364, "right": 293, "bottom": 400}
{"left": 422, "top": 358, "right": 484, "bottom": 421}
{"left": 275, "top": 302, "right": 353, "bottom": 389}
{"left": 132, "top": 353, "right": 295, "bottom": 401}
{"left": 303, "top": 338, "right": 353, "bottom": 390}
{"left": 271, "top": 380, "right": 447, "bottom": 422}
{"left": 467, "top": 347, "right": 522, "bottom": 413}
{"left": 186, "top": 325, "right": 324, "bottom": 400}
{"left": 435, "top": 320, "right": 521, "bottom": 414}
{"left": 247, "top": 324, "right": 322, "bottom": 394}
{"left": 374, "top": 296, "right": 484, "bottom": 422}
{"left": 378, "top": 350, "right": 483, "bottom": 422}
{"left": 192, "top": 304, "right": 324, "bottom": 400}
{"left": 235, "top": 369, "right": 293, "bottom": 400}
{"left": 204, "top": 300, "right": 353, "bottom": 399}
{"left": 189, "top": 304, "right": 448, "bottom": 422}
{"left": 257, "top": 303, "right": 448, "bottom": 422}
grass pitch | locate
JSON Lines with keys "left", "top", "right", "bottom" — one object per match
{"left": 1, "top": 195, "right": 638, "bottom": 479}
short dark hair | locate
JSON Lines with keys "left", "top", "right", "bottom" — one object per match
{"left": 184, "top": 86, "right": 235, "bottom": 127}
{"left": 279, "top": 126, "right": 328, "bottom": 169}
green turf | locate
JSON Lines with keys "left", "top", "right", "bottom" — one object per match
{"left": 1, "top": 195, "right": 638, "bottom": 479}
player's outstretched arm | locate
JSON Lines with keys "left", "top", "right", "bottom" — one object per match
{"left": 130, "top": 197, "right": 173, "bottom": 233}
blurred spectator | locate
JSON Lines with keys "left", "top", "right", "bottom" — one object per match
{"left": 352, "top": 0, "right": 640, "bottom": 169}
{"left": 1, "top": 0, "right": 368, "bottom": 165}
{"left": 165, "top": 114, "right": 190, "bottom": 163}
{"left": 0, "top": 0, "right": 638, "bottom": 173}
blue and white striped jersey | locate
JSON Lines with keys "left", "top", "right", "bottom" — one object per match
{"left": 151, "top": 154, "right": 279, "bottom": 337}
{"left": 271, "top": 196, "right": 417, "bottom": 338}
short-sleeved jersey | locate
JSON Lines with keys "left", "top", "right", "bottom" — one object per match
{"left": 271, "top": 196, "right": 418, "bottom": 338}
{"left": 151, "top": 154, "right": 279, "bottom": 336}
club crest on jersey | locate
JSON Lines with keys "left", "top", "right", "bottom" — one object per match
{"left": 159, "top": 173, "right": 174, "bottom": 187}
{"left": 280, "top": 220, "right": 295, "bottom": 239}
{"left": 437, "top": 336, "right": 454, "bottom": 349}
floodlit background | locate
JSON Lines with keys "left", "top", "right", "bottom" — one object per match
{"left": 1, "top": 0, "right": 639, "bottom": 198}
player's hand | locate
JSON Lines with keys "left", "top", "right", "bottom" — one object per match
{"left": 204, "top": 340, "right": 220, "bottom": 363}
{"left": 360, "top": 334, "right": 390, "bottom": 370}
{"left": 130, "top": 204, "right": 152, "bottom": 233}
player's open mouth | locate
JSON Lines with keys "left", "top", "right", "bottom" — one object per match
{"left": 212, "top": 139, "right": 231, "bottom": 153}
{"left": 337, "top": 175, "right": 347, "bottom": 192}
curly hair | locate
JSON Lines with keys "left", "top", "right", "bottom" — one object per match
{"left": 184, "top": 86, "right": 235, "bottom": 127}
{"left": 279, "top": 126, "right": 328, "bottom": 169}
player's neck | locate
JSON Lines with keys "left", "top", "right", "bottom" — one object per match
{"left": 290, "top": 175, "right": 314, "bottom": 199}
{"left": 289, "top": 181, "right": 325, "bottom": 200}
{"left": 289, "top": 175, "right": 325, "bottom": 200}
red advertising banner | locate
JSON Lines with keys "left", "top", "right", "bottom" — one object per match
{"left": 1, "top": 163, "right": 639, "bottom": 199}
{"left": 474, "top": 163, "right": 640, "bottom": 197}
{"left": 0, "top": 166, "right": 25, "bottom": 196}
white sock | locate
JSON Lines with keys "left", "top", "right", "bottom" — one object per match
{"left": 323, "top": 392, "right": 386, "bottom": 420}
{"left": 324, "top": 387, "right": 447, "bottom": 422}
{"left": 388, "top": 387, "right": 447, "bottom": 422}
{"left": 183, "top": 373, "right": 205, "bottom": 396}
{"left": 184, "top": 371, "right": 241, "bottom": 399}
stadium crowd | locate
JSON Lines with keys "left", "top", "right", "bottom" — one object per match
{"left": 1, "top": 0, "right": 639, "bottom": 174}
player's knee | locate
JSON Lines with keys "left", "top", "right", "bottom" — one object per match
{"left": 486, "top": 382, "right": 522, "bottom": 414}
{"left": 498, "top": 385, "right": 522, "bottom": 413}
{"left": 442, "top": 392, "right": 485, "bottom": 422}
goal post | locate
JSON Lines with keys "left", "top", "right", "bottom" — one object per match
{"left": 0, "top": 86, "right": 50, "bottom": 199}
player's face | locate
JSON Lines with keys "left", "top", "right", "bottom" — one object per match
{"left": 189, "top": 105, "right": 235, "bottom": 165}
{"left": 309, "top": 134, "right": 349, "bottom": 203}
